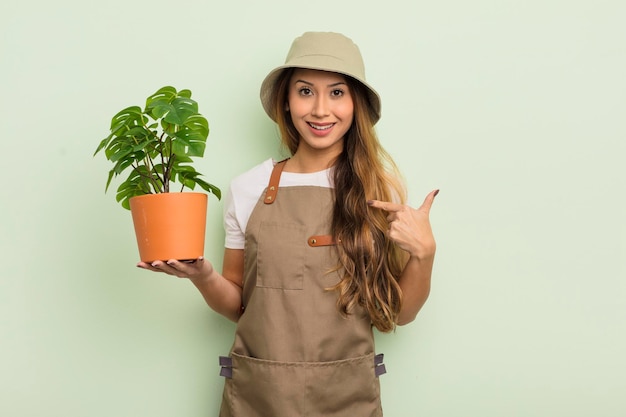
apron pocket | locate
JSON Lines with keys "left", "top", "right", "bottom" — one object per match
{"left": 304, "top": 353, "right": 382, "bottom": 417}
{"left": 256, "top": 221, "right": 306, "bottom": 290}
{"left": 221, "top": 353, "right": 382, "bottom": 417}
{"left": 224, "top": 353, "right": 306, "bottom": 417}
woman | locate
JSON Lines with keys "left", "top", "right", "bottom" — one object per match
{"left": 139, "top": 31, "right": 437, "bottom": 417}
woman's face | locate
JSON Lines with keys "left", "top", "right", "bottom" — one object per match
{"left": 287, "top": 69, "right": 354, "bottom": 157}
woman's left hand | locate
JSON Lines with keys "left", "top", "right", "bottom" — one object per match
{"left": 367, "top": 189, "right": 439, "bottom": 260}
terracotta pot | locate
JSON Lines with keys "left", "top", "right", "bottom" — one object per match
{"left": 129, "top": 192, "right": 208, "bottom": 263}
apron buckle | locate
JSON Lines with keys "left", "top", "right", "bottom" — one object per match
{"left": 219, "top": 356, "right": 233, "bottom": 378}
{"left": 374, "top": 353, "right": 387, "bottom": 377}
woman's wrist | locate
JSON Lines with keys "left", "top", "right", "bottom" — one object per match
{"left": 408, "top": 247, "right": 436, "bottom": 263}
{"left": 185, "top": 259, "right": 217, "bottom": 286}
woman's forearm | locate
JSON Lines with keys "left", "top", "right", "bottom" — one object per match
{"left": 190, "top": 269, "right": 243, "bottom": 322}
{"left": 396, "top": 254, "right": 434, "bottom": 325}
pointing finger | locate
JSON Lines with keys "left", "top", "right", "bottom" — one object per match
{"left": 367, "top": 200, "right": 404, "bottom": 212}
{"left": 418, "top": 189, "right": 440, "bottom": 214}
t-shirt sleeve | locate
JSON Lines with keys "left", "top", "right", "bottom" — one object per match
{"left": 223, "top": 186, "right": 245, "bottom": 249}
{"left": 222, "top": 158, "right": 274, "bottom": 249}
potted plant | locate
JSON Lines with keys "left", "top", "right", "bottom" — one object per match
{"left": 94, "top": 86, "right": 221, "bottom": 263}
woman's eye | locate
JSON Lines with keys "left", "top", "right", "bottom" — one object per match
{"left": 331, "top": 89, "right": 344, "bottom": 97}
{"left": 299, "top": 87, "right": 312, "bottom": 96}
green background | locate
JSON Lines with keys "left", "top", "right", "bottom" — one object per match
{"left": 1, "top": 0, "right": 624, "bottom": 416}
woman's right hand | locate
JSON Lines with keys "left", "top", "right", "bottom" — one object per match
{"left": 137, "top": 257, "right": 216, "bottom": 284}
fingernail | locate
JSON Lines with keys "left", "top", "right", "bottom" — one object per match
{"left": 434, "top": 189, "right": 440, "bottom": 197}
{"left": 367, "top": 200, "right": 374, "bottom": 206}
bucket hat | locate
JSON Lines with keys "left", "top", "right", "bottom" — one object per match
{"left": 260, "top": 32, "right": 381, "bottom": 124}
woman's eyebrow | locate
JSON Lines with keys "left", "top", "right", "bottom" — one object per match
{"left": 294, "top": 79, "right": 347, "bottom": 87}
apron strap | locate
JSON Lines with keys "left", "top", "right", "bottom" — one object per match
{"left": 308, "top": 235, "right": 337, "bottom": 247}
{"left": 264, "top": 159, "right": 289, "bottom": 204}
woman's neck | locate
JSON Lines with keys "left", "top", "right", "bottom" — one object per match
{"left": 285, "top": 147, "right": 341, "bottom": 173}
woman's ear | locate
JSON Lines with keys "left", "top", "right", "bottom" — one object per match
{"left": 285, "top": 102, "right": 290, "bottom": 112}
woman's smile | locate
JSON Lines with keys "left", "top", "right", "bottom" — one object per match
{"left": 307, "top": 122, "right": 336, "bottom": 134}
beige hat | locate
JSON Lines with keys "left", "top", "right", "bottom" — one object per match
{"left": 260, "top": 32, "right": 381, "bottom": 124}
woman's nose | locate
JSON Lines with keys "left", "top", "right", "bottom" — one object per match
{"left": 311, "top": 96, "right": 330, "bottom": 117}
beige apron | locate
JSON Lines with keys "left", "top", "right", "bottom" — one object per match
{"left": 219, "top": 160, "right": 386, "bottom": 417}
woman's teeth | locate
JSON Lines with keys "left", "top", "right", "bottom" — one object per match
{"left": 308, "top": 123, "right": 333, "bottom": 130}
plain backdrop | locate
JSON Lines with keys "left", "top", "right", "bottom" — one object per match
{"left": 1, "top": 1, "right": 624, "bottom": 416}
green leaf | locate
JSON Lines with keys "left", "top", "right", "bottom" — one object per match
{"left": 184, "top": 114, "right": 209, "bottom": 137}
{"left": 132, "top": 138, "right": 154, "bottom": 152}
{"left": 105, "top": 169, "right": 115, "bottom": 192}
{"left": 109, "top": 106, "right": 144, "bottom": 130}
{"left": 172, "top": 128, "right": 206, "bottom": 157}
{"left": 172, "top": 154, "right": 193, "bottom": 163}
{"left": 195, "top": 177, "right": 222, "bottom": 199}
{"left": 124, "top": 125, "right": 150, "bottom": 138}
{"left": 161, "top": 97, "right": 199, "bottom": 125}
{"left": 148, "top": 100, "right": 173, "bottom": 119}
{"left": 113, "top": 157, "right": 136, "bottom": 175}
{"left": 94, "top": 136, "right": 112, "bottom": 156}
{"left": 108, "top": 145, "right": 134, "bottom": 163}
{"left": 146, "top": 86, "right": 177, "bottom": 108}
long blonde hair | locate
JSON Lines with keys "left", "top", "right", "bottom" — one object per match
{"left": 273, "top": 69, "right": 407, "bottom": 332}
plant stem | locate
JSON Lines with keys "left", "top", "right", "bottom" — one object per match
{"left": 159, "top": 132, "right": 169, "bottom": 192}
{"left": 140, "top": 122, "right": 164, "bottom": 193}
{"left": 132, "top": 162, "right": 160, "bottom": 193}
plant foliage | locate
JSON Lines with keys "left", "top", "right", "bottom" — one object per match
{"left": 94, "top": 86, "right": 221, "bottom": 209}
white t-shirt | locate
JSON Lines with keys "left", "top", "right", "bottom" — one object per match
{"left": 224, "top": 158, "right": 333, "bottom": 249}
